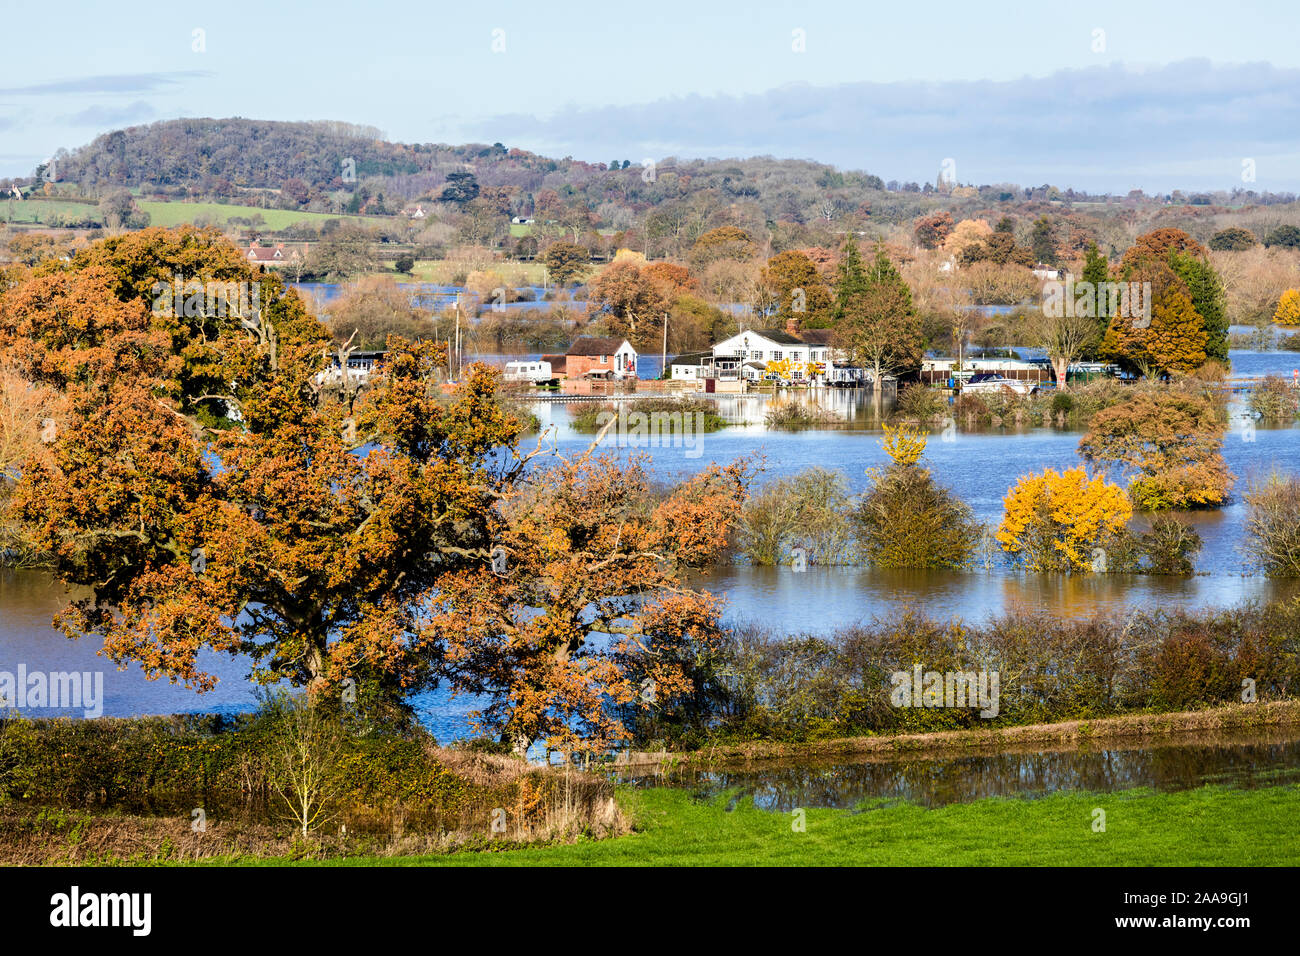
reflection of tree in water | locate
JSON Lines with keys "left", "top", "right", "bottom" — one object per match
{"left": 622, "top": 735, "right": 1300, "bottom": 810}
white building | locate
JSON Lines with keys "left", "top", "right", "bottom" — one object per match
{"left": 707, "top": 328, "right": 850, "bottom": 384}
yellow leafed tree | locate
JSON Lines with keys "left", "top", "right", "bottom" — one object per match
{"left": 996, "top": 466, "right": 1132, "bottom": 572}
{"left": 1274, "top": 289, "right": 1300, "bottom": 326}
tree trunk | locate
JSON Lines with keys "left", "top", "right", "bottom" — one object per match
{"left": 1053, "top": 355, "right": 1069, "bottom": 391}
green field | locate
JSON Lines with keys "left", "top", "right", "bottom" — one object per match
{"left": 232, "top": 783, "right": 1300, "bottom": 867}
{"left": 2, "top": 197, "right": 98, "bottom": 225}
{"left": 2, "top": 197, "right": 386, "bottom": 231}
{"left": 138, "top": 201, "right": 381, "bottom": 230}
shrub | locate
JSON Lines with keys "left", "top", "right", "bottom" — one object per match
{"left": 570, "top": 396, "right": 727, "bottom": 433}
{"left": 892, "top": 383, "right": 946, "bottom": 422}
{"left": 633, "top": 598, "right": 1300, "bottom": 746}
{"left": 996, "top": 466, "right": 1132, "bottom": 572}
{"left": 953, "top": 391, "right": 991, "bottom": 426}
{"left": 1138, "top": 514, "right": 1202, "bottom": 575}
{"left": 764, "top": 400, "right": 844, "bottom": 428}
{"left": 737, "top": 468, "right": 854, "bottom": 566}
{"left": 854, "top": 427, "right": 978, "bottom": 569}
{"left": 1244, "top": 471, "right": 1300, "bottom": 576}
{"left": 1247, "top": 375, "right": 1300, "bottom": 421}
{"left": 1079, "top": 388, "right": 1233, "bottom": 510}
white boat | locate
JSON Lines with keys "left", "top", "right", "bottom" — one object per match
{"left": 959, "top": 372, "right": 1038, "bottom": 396}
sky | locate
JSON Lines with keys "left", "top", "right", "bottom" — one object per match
{"left": 2, "top": 0, "right": 1299, "bottom": 192}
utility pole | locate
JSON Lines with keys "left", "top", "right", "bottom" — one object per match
{"left": 661, "top": 312, "right": 668, "bottom": 381}
{"left": 453, "top": 294, "right": 461, "bottom": 382}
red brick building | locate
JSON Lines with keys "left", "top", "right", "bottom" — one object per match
{"left": 564, "top": 336, "right": 638, "bottom": 380}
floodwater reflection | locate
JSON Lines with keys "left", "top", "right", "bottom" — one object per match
{"left": 618, "top": 729, "right": 1300, "bottom": 809}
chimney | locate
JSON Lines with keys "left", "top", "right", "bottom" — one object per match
{"left": 785, "top": 315, "right": 800, "bottom": 336}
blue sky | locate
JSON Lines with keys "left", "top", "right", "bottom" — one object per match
{"left": 2, "top": 0, "right": 1298, "bottom": 191}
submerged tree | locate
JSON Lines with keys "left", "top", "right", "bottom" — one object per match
{"left": 853, "top": 425, "right": 978, "bottom": 569}
{"left": 1079, "top": 389, "right": 1231, "bottom": 510}
{"left": 996, "top": 466, "right": 1132, "bottom": 573}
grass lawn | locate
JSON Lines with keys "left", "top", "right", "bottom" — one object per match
{"left": 236, "top": 783, "right": 1300, "bottom": 867}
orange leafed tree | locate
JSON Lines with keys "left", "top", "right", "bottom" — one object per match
{"left": 0, "top": 227, "right": 529, "bottom": 702}
{"left": 424, "top": 452, "right": 752, "bottom": 756}
{"left": 1144, "top": 286, "right": 1208, "bottom": 375}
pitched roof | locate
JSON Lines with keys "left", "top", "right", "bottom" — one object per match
{"left": 567, "top": 336, "right": 629, "bottom": 356}
{"left": 747, "top": 329, "right": 803, "bottom": 345}
{"left": 737, "top": 328, "right": 834, "bottom": 346}
{"left": 669, "top": 351, "right": 712, "bottom": 366}
{"left": 797, "top": 329, "right": 834, "bottom": 345}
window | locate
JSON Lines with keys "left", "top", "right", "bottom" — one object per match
{"left": 753, "top": 350, "right": 763, "bottom": 360}
{"left": 773, "top": 351, "right": 783, "bottom": 360}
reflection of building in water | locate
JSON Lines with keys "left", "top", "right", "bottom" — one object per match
{"left": 707, "top": 388, "right": 897, "bottom": 423}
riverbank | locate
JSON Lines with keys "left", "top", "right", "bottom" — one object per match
{"left": 615, "top": 700, "right": 1300, "bottom": 768}
{"left": 0, "top": 711, "right": 625, "bottom": 864}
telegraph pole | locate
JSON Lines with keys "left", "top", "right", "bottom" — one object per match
{"left": 661, "top": 312, "right": 668, "bottom": 380}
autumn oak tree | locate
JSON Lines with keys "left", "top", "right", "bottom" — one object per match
{"left": 0, "top": 227, "right": 526, "bottom": 701}
{"left": 1, "top": 227, "right": 753, "bottom": 756}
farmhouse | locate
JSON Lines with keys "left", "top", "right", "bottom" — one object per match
{"left": 245, "top": 242, "right": 304, "bottom": 267}
{"left": 565, "top": 336, "right": 638, "bottom": 380}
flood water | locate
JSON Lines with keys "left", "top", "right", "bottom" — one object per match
{"left": 3, "top": 349, "right": 1300, "bottom": 741}
{"left": 618, "top": 728, "right": 1300, "bottom": 809}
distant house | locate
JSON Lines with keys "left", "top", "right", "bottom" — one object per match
{"left": 511, "top": 216, "right": 535, "bottom": 225}
{"left": 712, "top": 329, "right": 836, "bottom": 373}
{"left": 708, "top": 328, "right": 868, "bottom": 385}
{"left": 1032, "top": 264, "right": 1061, "bottom": 281}
{"left": 246, "top": 242, "right": 303, "bottom": 267}
{"left": 316, "top": 350, "right": 386, "bottom": 388}
{"left": 565, "top": 336, "right": 638, "bottom": 380}
{"left": 408, "top": 205, "right": 426, "bottom": 219}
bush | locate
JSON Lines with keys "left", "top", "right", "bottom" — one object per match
{"left": 764, "top": 400, "right": 844, "bottom": 428}
{"left": 659, "top": 601, "right": 1300, "bottom": 745}
{"left": 737, "top": 468, "right": 854, "bottom": 566}
{"left": 570, "top": 396, "right": 727, "bottom": 433}
{"left": 1244, "top": 471, "right": 1300, "bottom": 576}
{"left": 0, "top": 701, "right": 620, "bottom": 849}
{"left": 1247, "top": 375, "right": 1300, "bottom": 420}
{"left": 996, "top": 466, "right": 1132, "bottom": 572}
{"left": 854, "top": 466, "right": 978, "bottom": 569}
{"left": 1138, "top": 514, "right": 1202, "bottom": 575}
{"left": 1080, "top": 388, "right": 1233, "bottom": 510}
{"left": 853, "top": 425, "right": 978, "bottom": 569}
{"left": 892, "top": 383, "right": 946, "bottom": 422}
